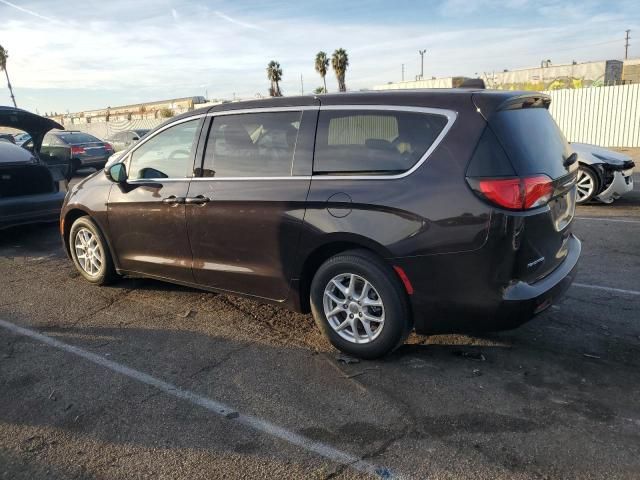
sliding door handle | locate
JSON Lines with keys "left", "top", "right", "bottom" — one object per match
{"left": 162, "top": 195, "right": 184, "bottom": 205}
{"left": 184, "top": 195, "right": 211, "bottom": 205}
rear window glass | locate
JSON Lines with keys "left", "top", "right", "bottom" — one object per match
{"left": 314, "top": 110, "right": 448, "bottom": 174}
{"left": 489, "top": 108, "right": 571, "bottom": 178}
{"left": 57, "top": 132, "right": 101, "bottom": 144}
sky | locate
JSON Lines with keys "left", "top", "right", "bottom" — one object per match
{"left": 1, "top": 0, "right": 639, "bottom": 113}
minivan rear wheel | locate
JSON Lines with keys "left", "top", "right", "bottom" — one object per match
{"left": 310, "top": 249, "right": 411, "bottom": 359}
{"left": 69, "top": 216, "right": 116, "bottom": 285}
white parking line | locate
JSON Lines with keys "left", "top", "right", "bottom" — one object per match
{"left": 575, "top": 217, "right": 640, "bottom": 224}
{"left": 572, "top": 283, "right": 640, "bottom": 296}
{"left": 0, "top": 318, "right": 397, "bottom": 479}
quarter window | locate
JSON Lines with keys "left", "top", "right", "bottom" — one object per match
{"left": 202, "top": 111, "right": 301, "bottom": 177}
{"left": 128, "top": 119, "right": 200, "bottom": 180}
{"left": 314, "top": 110, "right": 448, "bottom": 174}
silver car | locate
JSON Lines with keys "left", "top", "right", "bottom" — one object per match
{"left": 571, "top": 143, "right": 635, "bottom": 204}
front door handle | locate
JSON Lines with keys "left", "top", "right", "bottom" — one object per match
{"left": 162, "top": 195, "right": 185, "bottom": 205}
{"left": 184, "top": 195, "right": 211, "bottom": 205}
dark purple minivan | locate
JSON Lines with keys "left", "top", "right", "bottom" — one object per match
{"left": 61, "top": 90, "right": 580, "bottom": 358}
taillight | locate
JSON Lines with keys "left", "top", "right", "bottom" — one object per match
{"left": 467, "top": 175, "right": 554, "bottom": 210}
{"left": 103, "top": 142, "right": 113, "bottom": 152}
{"left": 70, "top": 146, "right": 85, "bottom": 155}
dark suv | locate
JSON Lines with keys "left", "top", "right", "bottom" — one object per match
{"left": 61, "top": 90, "right": 580, "bottom": 358}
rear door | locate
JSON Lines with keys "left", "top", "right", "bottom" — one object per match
{"left": 107, "top": 117, "right": 203, "bottom": 283}
{"left": 186, "top": 107, "right": 317, "bottom": 300}
{"left": 482, "top": 99, "right": 578, "bottom": 282}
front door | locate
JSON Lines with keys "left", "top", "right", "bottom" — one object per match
{"left": 107, "top": 118, "right": 203, "bottom": 283}
{"left": 186, "top": 108, "right": 316, "bottom": 301}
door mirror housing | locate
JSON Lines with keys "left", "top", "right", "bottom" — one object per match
{"left": 107, "top": 162, "right": 128, "bottom": 183}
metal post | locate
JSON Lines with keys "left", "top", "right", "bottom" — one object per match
{"left": 418, "top": 50, "right": 426, "bottom": 80}
{"left": 402, "top": 64, "right": 405, "bottom": 82}
{"left": 300, "top": 74, "right": 304, "bottom": 95}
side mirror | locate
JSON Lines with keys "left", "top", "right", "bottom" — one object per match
{"left": 106, "top": 162, "right": 128, "bottom": 183}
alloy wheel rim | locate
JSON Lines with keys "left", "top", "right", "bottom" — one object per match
{"left": 576, "top": 169, "right": 595, "bottom": 202}
{"left": 74, "top": 227, "right": 103, "bottom": 276}
{"left": 323, "top": 273, "right": 385, "bottom": 344}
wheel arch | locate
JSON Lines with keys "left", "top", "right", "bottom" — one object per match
{"left": 296, "top": 234, "right": 394, "bottom": 313}
{"left": 63, "top": 208, "right": 119, "bottom": 269}
{"left": 578, "top": 161, "right": 604, "bottom": 196}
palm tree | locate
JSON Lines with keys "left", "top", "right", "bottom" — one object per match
{"left": 331, "top": 48, "right": 349, "bottom": 92}
{"left": 266, "top": 60, "right": 283, "bottom": 97}
{"left": 314, "top": 51, "right": 329, "bottom": 93}
{"left": 0, "top": 45, "right": 17, "bottom": 107}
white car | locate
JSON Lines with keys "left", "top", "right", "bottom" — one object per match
{"left": 571, "top": 143, "right": 635, "bottom": 204}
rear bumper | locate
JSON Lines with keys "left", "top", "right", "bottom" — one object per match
{"left": 491, "top": 234, "right": 580, "bottom": 329}
{"left": 78, "top": 157, "right": 109, "bottom": 168}
{"left": 399, "top": 234, "right": 581, "bottom": 334}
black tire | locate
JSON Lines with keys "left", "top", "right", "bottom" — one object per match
{"left": 310, "top": 249, "right": 412, "bottom": 359}
{"left": 576, "top": 165, "right": 600, "bottom": 204}
{"left": 69, "top": 216, "right": 117, "bottom": 285}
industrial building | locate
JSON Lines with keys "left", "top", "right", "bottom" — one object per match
{"left": 374, "top": 59, "right": 636, "bottom": 91}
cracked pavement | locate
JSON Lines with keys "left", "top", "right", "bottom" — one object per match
{"left": 1, "top": 163, "right": 640, "bottom": 479}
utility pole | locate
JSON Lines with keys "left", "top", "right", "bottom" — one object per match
{"left": 625, "top": 29, "right": 631, "bottom": 60}
{"left": 401, "top": 63, "right": 405, "bottom": 82}
{"left": 300, "top": 74, "right": 304, "bottom": 95}
{"left": 418, "top": 49, "right": 426, "bottom": 80}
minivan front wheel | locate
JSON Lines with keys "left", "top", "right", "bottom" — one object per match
{"left": 310, "top": 250, "right": 411, "bottom": 359}
{"left": 69, "top": 216, "right": 116, "bottom": 285}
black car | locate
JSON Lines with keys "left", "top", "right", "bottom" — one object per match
{"left": 41, "top": 131, "right": 114, "bottom": 175}
{"left": 0, "top": 107, "right": 69, "bottom": 230}
{"left": 61, "top": 90, "right": 580, "bottom": 358}
{"left": 107, "top": 129, "right": 150, "bottom": 152}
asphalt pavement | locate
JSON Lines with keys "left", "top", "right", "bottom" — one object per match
{"left": 1, "top": 163, "right": 639, "bottom": 479}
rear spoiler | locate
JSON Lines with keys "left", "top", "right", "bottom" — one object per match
{"left": 472, "top": 92, "right": 552, "bottom": 122}
{"left": 497, "top": 95, "right": 551, "bottom": 111}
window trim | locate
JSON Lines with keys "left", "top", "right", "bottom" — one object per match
{"left": 312, "top": 105, "right": 456, "bottom": 180}
{"left": 119, "top": 105, "right": 456, "bottom": 182}
{"left": 124, "top": 115, "right": 205, "bottom": 181}
{"left": 200, "top": 109, "right": 304, "bottom": 180}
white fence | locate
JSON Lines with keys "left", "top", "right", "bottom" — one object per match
{"left": 544, "top": 83, "right": 640, "bottom": 147}
{"left": 60, "top": 118, "right": 165, "bottom": 141}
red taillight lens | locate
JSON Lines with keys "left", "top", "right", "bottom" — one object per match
{"left": 470, "top": 175, "right": 554, "bottom": 210}
{"left": 478, "top": 178, "right": 522, "bottom": 210}
{"left": 522, "top": 175, "right": 554, "bottom": 209}
{"left": 70, "top": 146, "right": 85, "bottom": 155}
{"left": 103, "top": 142, "right": 113, "bottom": 151}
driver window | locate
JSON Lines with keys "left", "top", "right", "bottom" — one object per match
{"left": 128, "top": 119, "right": 200, "bottom": 180}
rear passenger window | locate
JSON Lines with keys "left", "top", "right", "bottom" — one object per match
{"left": 203, "top": 111, "right": 301, "bottom": 177}
{"left": 314, "top": 110, "right": 448, "bottom": 174}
